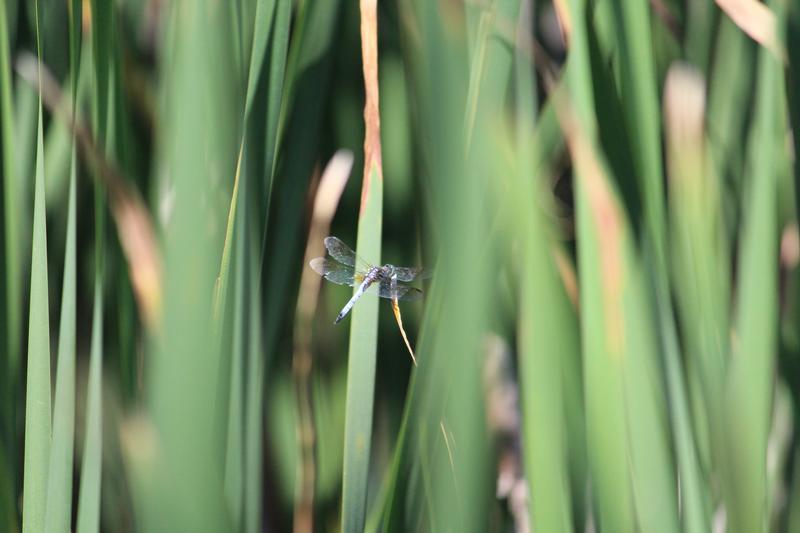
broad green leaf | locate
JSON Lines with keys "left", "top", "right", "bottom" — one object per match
{"left": 143, "top": 1, "right": 239, "bottom": 530}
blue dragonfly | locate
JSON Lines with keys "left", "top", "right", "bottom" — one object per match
{"left": 310, "top": 236, "right": 430, "bottom": 323}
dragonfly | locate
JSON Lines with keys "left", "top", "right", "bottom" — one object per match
{"left": 310, "top": 236, "right": 430, "bottom": 324}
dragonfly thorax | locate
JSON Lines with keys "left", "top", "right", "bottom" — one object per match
{"left": 361, "top": 265, "right": 398, "bottom": 286}
{"left": 366, "top": 265, "right": 393, "bottom": 283}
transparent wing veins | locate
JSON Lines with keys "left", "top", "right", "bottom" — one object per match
{"left": 322, "top": 236, "right": 371, "bottom": 270}
{"left": 392, "top": 266, "right": 432, "bottom": 282}
{"left": 377, "top": 277, "right": 423, "bottom": 301}
{"left": 309, "top": 257, "right": 358, "bottom": 287}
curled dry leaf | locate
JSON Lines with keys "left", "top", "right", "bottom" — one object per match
{"left": 292, "top": 149, "right": 353, "bottom": 533}
{"left": 296, "top": 150, "right": 355, "bottom": 326}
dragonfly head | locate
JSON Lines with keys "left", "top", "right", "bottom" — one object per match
{"left": 381, "top": 264, "right": 396, "bottom": 278}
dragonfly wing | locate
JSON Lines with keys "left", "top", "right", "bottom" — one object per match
{"left": 377, "top": 278, "right": 423, "bottom": 301}
{"left": 324, "top": 236, "right": 357, "bottom": 267}
{"left": 325, "top": 236, "right": 375, "bottom": 272}
{"left": 392, "top": 266, "right": 432, "bottom": 282}
{"left": 309, "top": 257, "right": 358, "bottom": 286}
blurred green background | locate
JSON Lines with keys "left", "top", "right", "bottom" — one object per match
{"left": 1, "top": 0, "right": 800, "bottom": 531}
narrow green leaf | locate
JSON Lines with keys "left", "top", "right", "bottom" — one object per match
{"left": 604, "top": 0, "right": 666, "bottom": 270}
{"left": 340, "top": 162, "right": 382, "bottom": 533}
{"left": 43, "top": 111, "right": 72, "bottom": 208}
{"left": 512, "top": 7, "right": 575, "bottom": 531}
{"left": 341, "top": 5, "right": 383, "bottom": 531}
{"left": 1, "top": 0, "right": 22, "bottom": 417}
{"left": 43, "top": 4, "right": 82, "bottom": 526}
{"left": 76, "top": 12, "right": 108, "bottom": 530}
{"left": 683, "top": 0, "right": 717, "bottom": 70}
{"left": 223, "top": 194, "right": 247, "bottom": 530}
{"left": 75, "top": 282, "right": 103, "bottom": 533}
{"left": 69, "top": 0, "right": 82, "bottom": 97}
{"left": 0, "top": 0, "right": 22, "bottom": 519}
{"left": 564, "top": 6, "right": 629, "bottom": 532}
{"left": 789, "top": 3, "right": 800, "bottom": 217}
{"left": 724, "top": 3, "right": 786, "bottom": 531}
{"left": 666, "top": 64, "right": 727, "bottom": 532}
{"left": 44, "top": 151, "right": 78, "bottom": 533}
{"left": 572, "top": 147, "right": 633, "bottom": 533}
{"left": 707, "top": 17, "right": 756, "bottom": 231}
{"left": 244, "top": 217, "right": 265, "bottom": 533}
{"left": 244, "top": 0, "right": 276, "bottom": 117}
{"left": 213, "top": 144, "right": 243, "bottom": 325}
{"left": 21, "top": 71, "right": 52, "bottom": 533}
{"left": 566, "top": 0, "right": 597, "bottom": 132}
{"left": 262, "top": 0, "right": 292, "bottom": 185}
{"left": 514, "top": 135, "right": 576, "bottom": 533}
{"left": 90, "top": 0, "right": 112, "bottom": 143}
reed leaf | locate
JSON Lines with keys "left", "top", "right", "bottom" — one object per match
{"left": 21, "top": 40, "right": 51, "bottom": 533}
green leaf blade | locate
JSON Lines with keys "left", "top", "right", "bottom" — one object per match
{"left": 44, "top": 152, "right": 78, "bottom": 533}
{"left": 22, "top": 97, "right": 52, "bottom": 533}
{"left": 340, "top": 164, "right": 383, "bottom": 533}
{"left": 75, "top": 284, "right": 103, "bottom": 533}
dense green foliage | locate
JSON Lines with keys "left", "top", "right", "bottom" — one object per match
{"left": 1, "top": 0, "right": 799, "bottom": 531}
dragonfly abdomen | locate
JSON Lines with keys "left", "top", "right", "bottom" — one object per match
{"left": 334, "top": 270, "right": 380, "bottom": 324}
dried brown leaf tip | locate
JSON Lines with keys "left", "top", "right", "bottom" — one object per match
{"left": 663, "top": 63, "right": 707, "bottom": 191}
{"left": 664, "top": 64, "right": 706, "bottom": 153}
{"left": 552, "top": 0, "right": 572, "bottom": 45}
{"left": 716, "top": 0, "right": 783, "bottom": 60}
{"left": 114, "top": 192, "right": 162, "bottom": 330}
{"left": 553, "top": 246, "right": 579, "bottom": 310}
{"left": 359, "top": 0, "right": 383, "bottom": 213}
